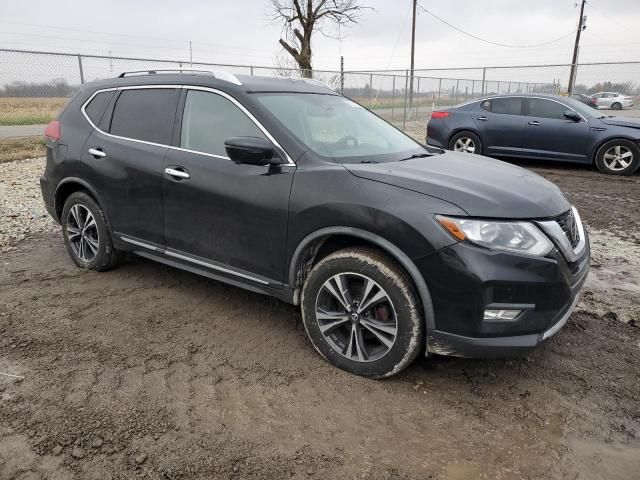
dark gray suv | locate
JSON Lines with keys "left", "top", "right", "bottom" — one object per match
{"left": 41, "top": 70, "right": 589, "bottom": 378}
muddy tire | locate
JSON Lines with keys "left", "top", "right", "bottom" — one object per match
{"left": 594, "top": 139, "right": 640, "bottom": 176}
{"left": 301, "top": 247, "right": 423, "bottom": 379}
{"left": 448, "top": 131, "right": 482, "bottom": 154}
{"left": 61, "top": 191, "right": 122, "bottom": 271}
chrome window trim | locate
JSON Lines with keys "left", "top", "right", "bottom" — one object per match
{"left": 457, "top": 95, "right": 587, "bottom": 122}
{"left": 80, "top": 84, "right": 295, "bottom": 165}
{"left": 120, "top": 236, "right": 270, "bottom": 285}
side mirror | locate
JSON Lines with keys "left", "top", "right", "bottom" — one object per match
{"left": 224, "top": 136, "right": 280, "bottom": 166}
{"left": 564, "top": 110, "right": 581, "bottom": 122}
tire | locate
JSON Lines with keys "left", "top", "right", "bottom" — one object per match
{"left": 301, "top": 247, "right": 424, "bottom": 379}
{"left": 61, "top": 191, "right": 122, "bottom": 271}
{"left": 448, "top": 131, "right": 482, "bottom": 154}
{"left": 594, "top": 139, "right": 640, "bottom": 176}
{"left": 611, "top": 102, "right": 622, "bottom": 110}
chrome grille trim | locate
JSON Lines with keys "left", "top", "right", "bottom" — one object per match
{"left": 536, "top": 207, "right": 586, "bottom": 263}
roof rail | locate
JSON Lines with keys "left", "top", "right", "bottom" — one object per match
{"left": 117, "top": 68, "right": 242, "bottom": 86}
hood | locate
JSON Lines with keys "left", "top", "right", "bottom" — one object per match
{"left": 344, "top": 151, "right": 571, "bottom": 219}
{"left": 598, "top": 117, "right": 640, "bottom": 129}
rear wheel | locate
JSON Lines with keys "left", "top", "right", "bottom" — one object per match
{"left": 611, "top": 102, "right": 622, "bottom": 110}
{"left": 301, "top": 248, "right": 423, "bottom": 378}
{"left": 61, "top": 192, "right": 122, "bottom": 271}
{"left": 448, "top": 131, "right": 482, "bottom": 154}
{"left": 595, "top": 139, "right": 640, "bottom": 176}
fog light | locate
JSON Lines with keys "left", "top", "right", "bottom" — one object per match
{"left": 484, "top": 309, "right": 522, "bottom": 321}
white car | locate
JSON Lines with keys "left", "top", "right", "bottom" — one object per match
{"left": 590, "top": 92, "right": 634, "bottom": 110}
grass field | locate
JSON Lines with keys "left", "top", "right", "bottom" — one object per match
{"left": 0, "top": 137, "right": 46, "bottom": 163}
{"left": 0, "top": 97, "right": 68, "bottom": 126}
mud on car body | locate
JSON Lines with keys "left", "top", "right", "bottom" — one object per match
{"left": 41, "top": 69, "right": 589, "bottom": 378}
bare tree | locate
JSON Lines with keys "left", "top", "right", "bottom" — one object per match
{"left": 270, "top": 0, "right": 368, "bottom": 77}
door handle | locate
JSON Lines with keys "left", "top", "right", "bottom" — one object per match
{"left": 528, "top": 121, "right": 541, "bottom": 126}
{"left": 164, "top": 167, "right": 190, "bottom": 179}
{"left": 477, "top": 116, "right": 488, "bottom": 121}
{"left": 88, "top": 148, "right": 106, "bottom": 158}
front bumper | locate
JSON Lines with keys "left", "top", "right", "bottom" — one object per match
{"left": 427, "top": 293, "right": 581, "bottom": 357}
{"left": 417, "top": 231, "right": 590, "bottom": 358}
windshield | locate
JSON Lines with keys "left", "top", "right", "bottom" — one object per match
{"left": 562, "top": 96, "right": 605, "bottom": 118}
{"left": 255, "top": 93, "right": 425, "bottom": 162}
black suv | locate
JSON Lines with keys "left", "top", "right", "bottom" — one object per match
{"left": 41, "top": 70, "right": 590, "bottom": 378}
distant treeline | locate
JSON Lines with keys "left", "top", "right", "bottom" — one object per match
{"left": 573, "top": 81, "right": 638, "bottom": 95}
{"left": 0, "top": 79, "right": 79, "bottom": 97}
{"left": 1, "top": 78, "right": 638, "bottom": 98}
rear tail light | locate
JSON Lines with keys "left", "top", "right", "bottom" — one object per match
{"left": 44, "top": 120, "right": 60, "bottom": 141}
{"left": 431, "top": 111, "right": 450, "bottom": 119}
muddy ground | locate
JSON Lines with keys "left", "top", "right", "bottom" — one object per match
{"left": 1, "top": 159, "right": 639, "bottom": 480}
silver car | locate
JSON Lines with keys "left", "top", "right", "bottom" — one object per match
{"left": 590, "top": 92, "right": 634, "bottom": 110}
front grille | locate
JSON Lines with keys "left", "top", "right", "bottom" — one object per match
{"left": 555, "top": 210, "right": 580, "bottom": 248}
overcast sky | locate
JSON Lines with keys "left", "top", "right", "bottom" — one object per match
{"left": 2, "top": 0, "right": 640, "bottom": 72}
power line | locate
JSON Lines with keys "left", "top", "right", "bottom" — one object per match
{"left": 585, "top": 0, "right": 637, "bottom": 38}
{"left": 416, "top": 2, "right": 575, "bottom": 48}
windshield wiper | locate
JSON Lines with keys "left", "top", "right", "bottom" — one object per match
{"left": 399, "top": 153, "right": 431, "bottom": 161}
{"left": 359, "top": 160, "right": 379, "bottom": 164}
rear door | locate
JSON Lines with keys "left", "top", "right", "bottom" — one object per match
{"left": 81, "top": 87, "right": 180, "bottom": 246}
{"left": 471, "top": 97, "right": 525, "bottom": 156}
{"left": 522, "top": 97, "right": 590, "bottom": 162}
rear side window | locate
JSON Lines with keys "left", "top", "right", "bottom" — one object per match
{"left": 490, "top": 97, "right": 522, "bottom": 115}
{"left": 109, "top": 88, "right": 179, "bottom": 144}
{"left": 84, "top": 91, "right": 115, "bottom": 125}
{"left": 180, "top": 90, "right": 267, "bottom": 157}
{"left": 527, "top": 98, "right": 568, "bottom": 120}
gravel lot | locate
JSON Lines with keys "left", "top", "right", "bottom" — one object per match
{"left": 1, "top": 154, "right": 639, "bottom": 479}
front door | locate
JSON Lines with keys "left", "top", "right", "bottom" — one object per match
{"left": 472, "top": 97, "right": 525, "bottom": 156}
{"left": 523, "top": 98, "right": 590, "bottom": 162}
{"left": 162, "top": 88, "right": 294, "bottom": 285}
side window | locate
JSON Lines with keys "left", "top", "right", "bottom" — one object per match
{"left": 180, "top": 90, "right": 267, "bottom": 157}
{"left": 527, "top": 99, "right": 569, "bottom": 120}
{"left": 84, "top": 91, "right": 115, "bottom": 126}
{"left": 109, "top": 88, "right": 179, "bottom": 144}
{"left": 490, "top": 97, "right": 522, "bottom": 115}
{"left": 480, "top": 100, "right": 491, "bottom": 111}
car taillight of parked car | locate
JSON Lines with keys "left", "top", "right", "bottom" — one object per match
{"left": 431, "top": 111, "right": 450, "bottom": 119}
{"left": 44, "top": 120, "right": 61, "bottom": 141}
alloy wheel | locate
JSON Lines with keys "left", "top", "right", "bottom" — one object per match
{"left": 453, "top": 137, "right": 476, "bottom": 153}
{"left": 315, "top": 272, "right": 398, "bottom": 363}
{"left": 603, "top": 145, "right": 633, "bottom": 171}
{"left": 66, "top": 204, "right": 99, "bottom": 262}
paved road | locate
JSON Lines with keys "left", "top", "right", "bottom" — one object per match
{"left": 0, "top": 124, "right": 46, "bottom": 138}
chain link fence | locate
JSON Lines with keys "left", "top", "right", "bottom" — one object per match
{"left": 1, "top": 47, "right": 639, "bottom": 130}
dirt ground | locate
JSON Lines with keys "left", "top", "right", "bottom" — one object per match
{"left": 1, "top": 159, "right": 639, "bottom": 479}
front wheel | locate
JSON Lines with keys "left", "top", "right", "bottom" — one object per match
{"left": 595, "top": 139, "right": 640, "bottom": 176}
{"left": 611, "top": 102, "right": 622, "bottom": 110}
{"left": 301, "top": 248, "right": 424, "bottom": 378}
{"left": 448, "top": 131, "right": 482, "bottom": 154}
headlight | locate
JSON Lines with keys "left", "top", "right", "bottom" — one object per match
{"left": 436, "top": 216, "right": 553, "bottom": 256}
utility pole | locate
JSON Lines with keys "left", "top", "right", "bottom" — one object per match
{"left": 568, "top": 0, "right": 586, "bottom": 94}
{"left": 189, "top": 41, "right": 193, "bottom": 68}
{"left": 409, "top": 0, "right": 417, "bottom": 111}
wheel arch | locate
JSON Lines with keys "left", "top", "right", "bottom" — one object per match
{"left": 288, "top": 226, "right": 436, "bottom": 332}
{"left": 54, "top": 177, "right": 107, "bottom": 224}
{"left": 592, "top": 135, "right": 640, "bottom": 164}
{"left": 447, "top": 128, "right": 483, "bottom": 151}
